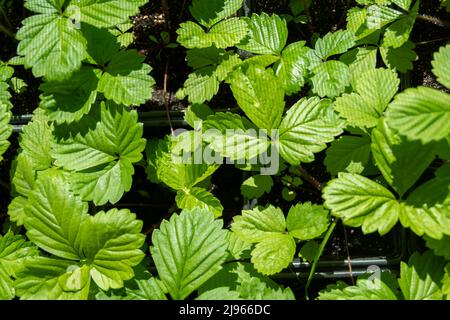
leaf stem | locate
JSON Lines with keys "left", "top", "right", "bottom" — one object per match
{"left": 417, "top": 14, "right": 450, "bottom": 29}
{"left": 163, "top": 61, "right": 174, "bottom": 135}
{"left": 305, "top": 218, "right": 338, "bottom": 300}
{"left": 297, "top": 166, "right": 323, "bottom": 191}
{"left": 342, "top": 224, "right": 355, "bottom": 285}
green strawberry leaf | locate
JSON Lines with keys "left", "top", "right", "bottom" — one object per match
{"left": 334, "top": 68, "right": 399, "bottom": 128}
{"left": 237, "top": 13, "right": 288, "bottom": 55}
{"left": 385, "top": 87, "right": 450, "bottom": 143}
{"left": 323, "top": 173, "right": 400, "bottom": 235}
{"left": 286, "top": 202, "right": 330, "bottom": 240}
{"left": 175, "top": 187, "right": 224, "bottom": 218}
{"left": 278, "top": 97, "right": 344, "bottom": 164}
{"left": 398, "top": 251, "right": 446, "bottom": 300}
{"left": 0, "top": 104, "right": 12, "bottom": 162}
{"left": 432, "top": 44, "right": 450, "bottom": 89}
{"left": 371, "top": 119, "right": 436, "bottom": 196}
{"left": 314, "top": 30, "right": 356, "bottom": 60}
{"left": 311, "top": 60, "right": 351, "bottom": 98}
{"left": 241, "top": 175, "right": 273, "bottom": 199}
{"left": 52, "top": 102, "right": 146, "bottom": 205}
{"left": 229, "top": 64, "right": 285, "bottom": 131}
{"left": 177, "top": 19, "right": 248, "bottom": 49}
{"left": 324, "top": 135, "right": 372, "bottom": 175}
{"left": 232, "top": 205, "right": 286, "bottom": 243}
{"left": 274, "top": 41, "right": 311, "bottom": 95}
{"left": 251, "top": 234, "right": 296, "bottom": 275}
{"left": 150, "top": 208, "right": 228, "bottom": 300}
{"left": 17, "top": 10, "right": 86, "bottom": 80}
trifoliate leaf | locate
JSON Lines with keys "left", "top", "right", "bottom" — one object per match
{"left": 371, "top": 119, "right": 436, "bottom": 196}
{"left": 323, "top": 173, "right": 399, "bottom": 235}
{"left": 78, "top": 209, "right": 145, "bottom": 291}
{"left": 237, "top": 13, "right": 288, "bottom": 55}
{"left": 432, "top": 44, "right": 450, "bottom": 89}
{"left": 232, "top": 205, "right": 286, "bottom": 243}
{"left": 241, "top": 175, "right": 273, "bottom": 199}
{"left": 52, "top": 102, "right": 146, "bottom": 205}
{"left": 274, "top": 41, "right": 310, "bottom": 95}
{"left": 251, "top": 234, "right": 296, "bottom": 275}
{"left": 229, "top": 64, "right": 285, "bottom": 131}
{"left": 177, "top": 19, "right": 248, "bottom": 49}
{"left": 324, "top": 172, "right": 450, "bottom": 238}
{"left": 311, "top": 60, "right": 351, "bottom": 98}
{"left": 17, "top": 13, "right": 86, "bottom": 80}
{"left": 278, "top": 97, "right": 344, "bottom": 164}
{"left": 385, "top": 87, "right": 450, "bottom": 143}
{"left": 314, "top": 30, "right": 356, "bottom": 60}
{"left": 334, "top": 68, "right": 399, "bottom": 128}
{"left": 190, "top": 0, "right": 244, "bottom": 28}
{"left": 15, "top": 258, "right": 90, "bottom": 300}
{"left": 150, "top": 208, "right": 228, "bottom": 300}
{"left": 380, "top": 40, "right": 416, "bottom": 73}
{"left": 318, "top": 272, "right": 399, "bottom": 300}
{"left": 0, "top": 104, "right": 12, "bottom": 162}
{"left": 24, "top": 171, "right": 145, "bottom": 291}
{"left": 286, "top": 202, "right": 330, "bottom": 240}
{"left": 176, "top": 187, "right": 224, "bottom": 218}
{"left": 398, "top": 251, "right": 446, "bottom": 300}
{"left": 324, "top": 135, "right": 372, "bottom": 175}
